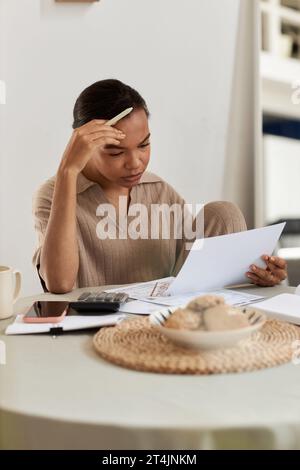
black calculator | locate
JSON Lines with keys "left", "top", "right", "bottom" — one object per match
{"left": 69, "top": 291, "right": 129, "bottom": 314}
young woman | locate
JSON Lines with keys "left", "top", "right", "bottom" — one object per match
{"left": 32, "top": 79, "right": 287, "bottom": 293}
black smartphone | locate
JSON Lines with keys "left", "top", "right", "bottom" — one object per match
{"left": 23, "top": 301, "right": 70, "bottom": 324}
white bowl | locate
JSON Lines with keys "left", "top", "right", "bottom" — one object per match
{"left": 150, "top": 306, "right": 266, "bottom": 350}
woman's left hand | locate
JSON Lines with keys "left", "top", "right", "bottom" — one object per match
{"left": 246, "top": 255, "right": 287, "bottom": 287}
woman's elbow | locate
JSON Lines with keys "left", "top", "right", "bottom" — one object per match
{"left": 45, "top": 279, "right": 75, "bottom": 294}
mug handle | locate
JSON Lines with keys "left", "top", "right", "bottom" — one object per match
{"left": 12, "top": 270, "right": 22, "bottom": 302}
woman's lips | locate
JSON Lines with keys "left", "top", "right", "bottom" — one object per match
{"left": 122, "top": 172, "right": 143, "bottom": 182}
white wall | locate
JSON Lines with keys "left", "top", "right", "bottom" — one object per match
{"left": 0, "top": 0, "right": 6, "bottom": 265}
{"left": 264, "top": 135, "right": 300, "bottom": 222}
{"left": 0, "top": 0, "right": 256, "bottom": 296}
{"left": 224, "top": 0, "right": 258, "bottom": 230}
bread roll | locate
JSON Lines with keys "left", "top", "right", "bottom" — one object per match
{"left": 164, "top": 295, "right": 249, "bottom": 332}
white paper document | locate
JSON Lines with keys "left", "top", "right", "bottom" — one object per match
{"left": 112, "top": 288, "right": 264, "bottom": 313}
{"left": 106, "top": 277, "right": 174, "bottom": 298}
{"left": 106, "top": 279, "right": 264, "bottom": 307}
{"left": 254, "top": 294, "right": 300, "bottom": 325}
{"left": 167, "top": 223, "right": 285, "bottom": 295}
{"left": 139, "top": 289, "right": 264, "bottom": 308}
{"left": 119, "top": 300, "right": 162, "bottom": 315}
{"left": 5, "top": 313, "right": 124, "bottom": 335}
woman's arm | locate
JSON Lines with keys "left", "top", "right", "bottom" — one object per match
{"left": 39, "top": 167, "right": 79, "bottom": 293}
{"left": 39, "top": 120, "right": 125, "bottom": 293}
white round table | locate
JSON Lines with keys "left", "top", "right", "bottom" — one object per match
{"left": 1, "top": 285, "right": 300, "bottom": 450}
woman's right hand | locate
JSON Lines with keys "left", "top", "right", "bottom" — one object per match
{"left": 59, "top": 119, "right": 126, "bottom": 175}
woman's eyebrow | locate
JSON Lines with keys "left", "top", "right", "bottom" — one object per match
{"left": 139, "top": 132, "right": 151, "bottom": 144}
{"left": 105, "top": 133, "right": 151, "bottom": 150}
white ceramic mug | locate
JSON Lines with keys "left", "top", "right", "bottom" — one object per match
{"left": 0, "top": 266, "right": 22, "bottom": 320}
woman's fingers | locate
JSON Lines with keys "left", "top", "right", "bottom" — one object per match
{"left": 88, "top": 129, "right": 125, "bottom": 141}
{"left": 89, "top": 130, "right": 125, "bottom": 142}
{"left": 250, "top": 264, "right": 274, "bottom": 281}
{"left": 87, "top": 119, "right": 124, "bottom": 133}
{"left": 246, "top": 272, "right": 276, "bottom": 287}
{"left": 89, "top": 127, "right": 125, "bottom": 139}
{"left": 262, "top": 255, "right": 287, "bottom": 281}
{"left": 92, "top": 136, "right": 122, "bottom": 147}
{"left": 78, "top": 120, "right": 126, "bottom": 137}
{"left": 262, "top": 255, "right": 287, "bottom": 269}
{"left": 267, "top": 263, "right": 287, "bottom": 281}
{"left": 246, "top": 254, "right": 287, "bottom": 286}
{"left": 246, "top": 264, "right": 280, "bottom": 286}
{"left": 80, "top": 118, "right": 107, "bottom": 130}
{"left": 72, "top": 124, "right": 126, "bottom": 153}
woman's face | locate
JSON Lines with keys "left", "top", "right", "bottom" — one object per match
{"left": 92, "top": 108, "right": 151, "bottom": 188}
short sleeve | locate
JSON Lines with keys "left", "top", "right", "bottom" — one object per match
{"left": 162, "top": 182, "right": 198, "bottom": 277}
{"left": 32, "top": 178, "right": 55, "bottom": 292}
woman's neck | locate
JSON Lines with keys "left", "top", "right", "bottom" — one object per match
{"left": 82, "top": 167, "right": 128, "bottom": 194}
{"left": 81, "top": 166, "right": 129, "bottom": 208}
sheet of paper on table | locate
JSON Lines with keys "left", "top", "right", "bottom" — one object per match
{"left": 106, "top": 278, "right": 264, "bottom": 307}
{"left": 106, "top": 224, "right": 284, "bottom": 305}
{"left": 119, "top": 300, "right": 162, "bottom": 315}
{"left": 114, "top": 289, "right": 265, "bottom": 315}
{"left": 139, "top": 289, "right": 264, "bottom": 307}
{"left": 253, "top": 293, "right": 300, "bottom": 325}
{"left": 106, "top": 277, "right": 175, "bottom": 299}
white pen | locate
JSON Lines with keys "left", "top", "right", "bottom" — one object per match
{"left": 105, "top": 107, "right": 133, "bottom": 126}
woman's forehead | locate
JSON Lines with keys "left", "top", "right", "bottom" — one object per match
{"left": 115, "top": 108, "right": 149, "bottom": 139}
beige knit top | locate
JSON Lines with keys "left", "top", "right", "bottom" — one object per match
{"left": 32, "top": 171, "right": 191, "bottom": 291}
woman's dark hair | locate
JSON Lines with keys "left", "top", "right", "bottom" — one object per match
{"left": 72, "top": 79, "right": 149, "bottom": 129}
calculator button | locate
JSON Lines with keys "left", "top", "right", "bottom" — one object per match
{"left": 107, "top": 293, "right": 116, "bottom": 302}
{"left": 78, "top": 292, "right": 92, "bottom": 301}
{"left": 115, "top": 293, "right": 128, "bottom": 302}
{"left": 95, "top": 294, "right": 106, "bottom": 301}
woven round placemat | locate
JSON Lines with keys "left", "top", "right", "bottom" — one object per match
{"left": 93, "top": 317, "right": 300, "bottom": 375}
